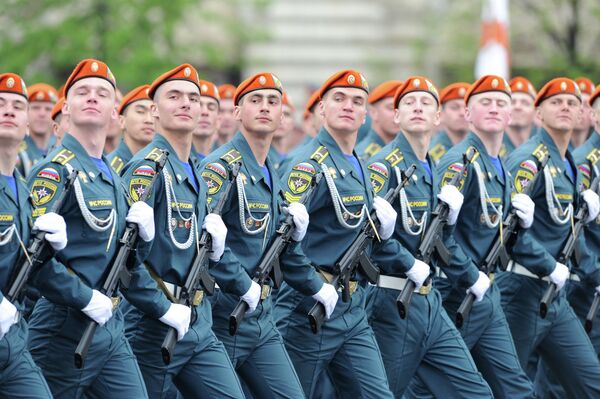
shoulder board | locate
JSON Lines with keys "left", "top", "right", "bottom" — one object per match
{"left": 586, "top": 148, "right": 600, "bottom": 165}
{"left": 429, "top": 143, "right": 446, "bottom": 161}
{"left": 363, "top": 143, "right": 382, "bottom": 158}
{"left": 310, "top": 146, "right": 329, "bottom": 164}
{"left": 110, "top": 156, "right": 125, "bottom": 174}
{"left": 384, "top": 147, "right": 404, "bottom": 167}
{"left": 51, "top": 149, "right": 75, "bottom": 165}
{"left": 18, "top": 141, "right": 27, "bottom": 152}
{"left": 220, "top": 149, "right": 242, "bottom": 165}
{"left": 532, "top": 144, "right": 549, "bottom": 162}
{"left": 144, "top": 147, "right": 165, "bottom": 162}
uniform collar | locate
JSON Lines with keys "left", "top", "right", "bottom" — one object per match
{"left": 393, "top": 132, "right": 433, "bottom": 186}
{"left": 466, "top": 132, "right": 507, "bottom": 187}
{"left": 231, "top": 131, "right": 273, "bottom": 192}
{"left": 367, "top": 128, "right": 386, "bottom": 147}
{"left": 61, "top": 133, "right": 117, "bottom": 186}
{"left": 152, "top": 133, "right": 200, "bottom": 194}
{"left": 316, "top": 127, "right": 366, "bottom": 186}
{"left": 115, "top": 138, "right": 133, "bottom": 161}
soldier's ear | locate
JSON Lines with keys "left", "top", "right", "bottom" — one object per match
{"left": 464, "top": 105, "right": 472, "bottom": 124}
{"left": 318, "top": 100, "right": 325, "bottom": 117}
{"left": 233, "top": 105, "right": 242, "bottom": 121}
{"left": 150, "top": 103, "right": 159, "bottom": 119}
{"left": 393, "top": 108, "right": 400, "bottom": 124}
{"left": 433, "top": 108, "right": 441, "bottom": 127}
{"left": 119, "top": 114, "right": 126, "bottom": 132}
{"left": 535, "top": 106, "right": 543, "bottom": 123}
{"left": 62, "top": 100, "right": 70, "bottom": 117}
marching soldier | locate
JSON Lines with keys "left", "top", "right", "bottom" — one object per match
{"left": 268, "top": 91, "right": 295, "bottom": 169}
{"left": 120, "top": 64, "right": 244, "bottom": 398}
{"left": 410, "top": 75, "right": 538, "bottom": 398}
{"left": 215, "top": 83, "right": 238, "bottom": 149}
{"left": 107, "top": 84, "right": 154, "bottom": 174}
{"left": 571, "top": 77, "right": 595, "bottom": 149}
{"left": 16, "top": 83, "right": 59, "bottom": 177}
{"left": 191, "top": 79, "right": 220, "bottom": 162}
{"left": 199, "top": 72, "right": 308, "bottom": 398}
{"left": 366, "top": 76, "right": 493, "bottom": 398}
{"left": 26, "top": 59, "right": 157, "bottom": 398}
{"left": 276, "top": 70, "right": 396, "bottom": 398}
{"left": 428, "top": 82, "right": 470, "bottom": 165}
{"left": 499, "top": 77, "right": 600, "bottom": 397}
{"left": 0, "top": 72, "right": 67, "bottom": 398}
{"left": 501, "top": 77, "right": 537, "bottom": 158}
{"left": 355, "top": 80, "right": 403, "bottom": 160}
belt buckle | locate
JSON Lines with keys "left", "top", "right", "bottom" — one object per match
{"left": 488, "top": 272, "right": 495, "bottom": 285}
{"left": 418, "top": 283, "right": 431, "bottom": 295}
{"left": 192, "top": 290, "right": 204, "bottom": 306}
{"left": 261, "top": 284, "right": 271, "bottom": 300}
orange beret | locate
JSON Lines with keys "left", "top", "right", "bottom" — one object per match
{"left": 64, "top": 59, "right": 116, "bottom": 97}
{"left": 218, "top": 84, "right": 236, "bottom": 100}
{"left": 58, "top": 84, "right": 66, "bottom": 98}
{"left": 318, "top": 70, "right": 369, "bottom": 100}
{"left": 464, "top": 75, "right": 511, "bottom": 104}
{"left": 393, "top": 76, "right": 439, "bottom": 108}
{"left": 509, "top": 76, "right": 536, "bottom": 99}
{"left": 199, "top": 80, "right": 220, "bottom": 102}
{"left": 439, "top": 82, "right": 470, "bottom": 104}
{"left": 303, "top": 90, "right": 320, "bottom": 120}
{"left": 368, "top": 81, "right": 403, "bottom": 104}
{"left": 575, "top": 77, "right": 595, "bottom": 96}
{"left": 534, "top": 77, "right": 581, "bottom": 107}
{"left": 51, "top": 97, "right": 65, "bottom": 121}
{"left": 28, "top": 83, "right": 58, "bottom": 103}
{"left": 234, "top": 72, "right": 283, "bottom": 106}
{"left": 282, "top": 92, "right": 295, "bottom": 110}
{"left": 149, "top": 63, "right": 200, "bottom": 100}
{"left": 589, "top": 85, "right": 600, "bottom": 107}
{"left": 0, "top": 73, "right": 28, "bottom": 100}
{"left": 118, "top": 84, "right": 151, "bottom": 115}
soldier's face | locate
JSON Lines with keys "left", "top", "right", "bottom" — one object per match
{"left": 152, "top": 80, "right": 201, "bottom": 134}
{"left": 537, "top": 94, "right": 581, "bottom": 133}
{"left": 273, "top": 104, "right": 294, "bottom": 139}
{"left": 441, "top": 99, "right": 468, "bottom": 134}
{"left": 218, "top": 99, "right": 238, "bottom": 137}
{"left": 466, "top": 92, "right": 511, "bottom": 135}
{"left": 121, "top": 99, "right": 154, "bottom": 144}
{"left": 28, "top": 101, "right": 54, "bottom": 136}
{"left": 509, "top": 92, "right": 535, "bottom": 129}
{"left": 394, "top": 91, "right": 440, "bottom": 135}
{"left": 0, "top": 92, "right": 28, "bottom": 143}
{"left": 320, "top": 88, "right": 367, "bottom": 135}
{"left": 371, "top": 97, "right": 400, "bottom": 136}
{"left": 64, "top": 78, "right": 117, "bottom": 130}
{"left": 194, "top": 96, "right": 219, "bottom": 138}
{"left": 574, "top": 94, "right": 593, "bottom": 131}
{"left": 235, "top": 89, "right": 283, "bottom": 135}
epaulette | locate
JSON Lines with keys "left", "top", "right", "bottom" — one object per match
{"left": 110, "top": 156, "right": 125, "bottom": 174}
{"left": 532, "top": 144, "right": 549, "bottom": 163}
{"left": 310, "top": 146, "right": 329, "bottom": 164}
{"left": 429, "top": 143, "right": 446, "bottom": 162}
{"left": 586, "top": 148, "right": 600, "bottom": 165}
{"left": 51, "top": 149, "right": 75, "bottom": 165}
{"left": 363, "top": 143, "right": 381, "bottom": 158}
{"left": 220, "top": 149, "right": 242, "bottom": 165}
{"left": 144, "top": 147, "right": 165, "bottom": 162}
{"left": 18, "top": 141, "right": 27, "bottom": 153}
{"left": 384, "top": 147, "right": 404, "bottom": 167}
{"left": 466, "top": 146, "right": 480, "bottom": 163}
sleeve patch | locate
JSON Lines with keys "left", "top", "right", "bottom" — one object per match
{"left": 31, "top": 179, "right": 57, "bottom": 206}
{"left": 448, "top": 162, "right": 463, "bottom": 172}
{"left": 368, "top": 162, "right": 389, "bottom": 178}
{"left": 37, "top": 167, "right": 61, "bottom": 182}
{"left": 287, "top": 171, "right": 313, "bottom": 195}
{"left": 133, "top": 164, "right": 156, "bottom": 177}
{"left": 514, "top": 169, "right": 534, "bottom": 193}
{"left": 284, "top": 191, "right": 301, "bottom": 203}
{"left": 202, "top": 171, "right": 224, "bottom": 195}
{"left": 520, "top": 159, "right": 538, "bottom": 174}
{"left": 370, "top": 172, "right": 386, "bottom": 194}
{"left": 129, "top": 177, "right": 153, "bottom": 202}
{"left": 205, "top": 162, "right": 228, "bottom": 179}
{"left": 292, "top": 162, "right": 316, "bottom": 175}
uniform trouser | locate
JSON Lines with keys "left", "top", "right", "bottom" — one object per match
{"left": 534, "top": 280, "right": 600, "bottom": 398}
{"left": 210, "top": 288, "right": 305, "bottom": 399}
{"left": 365, "top": 284, "right": 492, "bottom": 399}
{"left": 496, "top": 271, "right": 600, "bottom": 398}
{"left": 27, "top": 298, "right": 148, "bottom": 399}
{"left": 122, "top": 298, "right": 244, "bottom": 399}
{"left": 274, "top": 282, "right": 394, "bottom": 399}
{"left": 0, "top": 317, "right": 52, "bottom": 399}
{"left": 408, "top": 280, "right": 535, "bottom": 398}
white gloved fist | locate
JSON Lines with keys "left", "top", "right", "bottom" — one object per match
{"left": 34, "top": 212, "right": 68, "bottom": 251}
{"left": 467, "top": 271, "right": 491, "bottom": 302}
{"left": 312, "top": 283, "right": 339, "bottom": 320}
{"left": 0, "top": 297, "right": 19, "bottom": 340}
{"left": 203, "top": 213, "right": 227, "bottom": 261}
{"left": 373, "top": 196, "right": 397, "bottom": 240}
{"left": 159, "top": 303, "right": 191, "bottom": 341}
{"left": 549, "top": 262, "right": 569, "bottom": 291}
{"left": 406, "top": 259, "right": 430, "bottom": 288}
{"left": 82, "top": 290, "right": 113, "bottom": 326}
{"left": 126, "top": 201, "right": 155, "bottom": 242}
{"left": 582, "top": 189, "right": 600, "bottom": 224}
{"left": 512, "top": 193, "right": 535, "bottom": 229}
{"left": 437, "top": 184, "right": 464, "bottom": 226}
{"left": 241, "top": 281, "right": 261, "bottom": 314}
{"left": 286, "top": 202, "right": 309, "bottom": 242}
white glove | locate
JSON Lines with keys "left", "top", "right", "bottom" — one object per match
{"left": 549, "top": 262, "right": 569, "bottom": 291}
{"left": 312, "top": 283, "right": 339, "bottom": 320}
{"left": 241, "top": 281, "right": 261, "bottom": 314}
{"left": 582, "top": 189, "right": 600, "bottom": 224}
{"left": 373, "top": 196, "right": 397, "bottom": 240}
{"left": 437, "top": 185, "right": 464, "bottom": 226}
{"left": 512, "top": 193, "right": 535, "bottom": 229}
{"left": 159, "top": 303, "right": 191, "bottom": 341}
{"left": 34, "top": 212, "right": 67, "bottom": 251}
{"left": 126, "top": 201, "right": 155, "bottom": 242}
{"left": 0, "top": 297, "right": 19, "bottom": 340}
{"left": 203, "top": 213, "right": 227, "bottom": 261}
{"left": 467, "top": 271, "right": 491, "bottom": 302}
{"left": 595, "top": 285, "right": 600, "bottom": 296}
{"left": 286, "top": 202, "right": 309, "bottom": 242}
{"left": 82, "top": 290, "right": 113, "bottom": 326}
{"left": 406, "top": 259, "right": 430, "bottom": 288}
